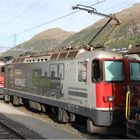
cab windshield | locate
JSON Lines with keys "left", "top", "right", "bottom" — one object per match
{"left": 130, "top": 62, "right": 140, "bottom": 81}
{"left": 104, "top": 60, "right": 124, "bottom": 82}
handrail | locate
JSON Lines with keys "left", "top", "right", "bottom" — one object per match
{"left": 138, "top": 99, "right": 140, "bottom": 109}
{"left": 125, "top": 91, "right": 130, "bottom": 120}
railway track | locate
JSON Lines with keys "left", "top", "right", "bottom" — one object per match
{"left": 0, "top": 121, "right": 25, "bottom": 139}
{"left": 13, "top": 104, "right": 128, "bottom": 139}
{"left": 0, "top": 109, "right": 44, "bottom": 139}
{"left": 0, "top": 100, "right": 128, "bottom": 139}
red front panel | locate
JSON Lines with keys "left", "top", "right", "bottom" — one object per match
{"left": 96, "top": 82, "right": 126, "bottom": 109}
{"left": 96, "top": 82, "right": 113, "bottom": 108}
{"left": 0, "top": 76, "right": 4, "bottom": 87}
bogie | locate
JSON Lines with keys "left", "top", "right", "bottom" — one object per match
{"left": 4, "top": 94, "right": 10, "bottom": 103}
{"left": 58, "top": 108, "right": 69, "bottom": 123}
{"left": 12, "top": 96, "right": 20, "bottom": 106}
{"left": 28, "top": 100, "right": 42, "bottom": 112}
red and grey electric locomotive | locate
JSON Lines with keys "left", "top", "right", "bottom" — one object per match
{"left": 4, "top": 48, "right": 128, "bottom": 132}
{"left": 3, "top": 4, "right": 130, "bottom": 133}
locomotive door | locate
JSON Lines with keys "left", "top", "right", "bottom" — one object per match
{"left": 128, "top": 61, "right": 140, "bottom": 120}
{"left": 126, "top": 84, "right": 140, "bottom": 121}
{"left": 125, "top": 84, "right": 140, "bottom": 138}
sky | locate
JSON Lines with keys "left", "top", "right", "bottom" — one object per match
{"left": 0, "top": 0, "right": 140, "bottom": 52}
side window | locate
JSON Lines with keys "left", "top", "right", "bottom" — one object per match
{"left": 92, "top": 60, "right": 102, "bottom": 82}
{"left": 78, "top": 62, "right": 87, "bottom": 82}
{"left": 50, "top": 64, "right": 64, "bottom": 79}
{"left": 50, "top": 64, "right": 58, "bottom": 78}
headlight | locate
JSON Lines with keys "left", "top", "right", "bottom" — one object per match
{"left": 103, "top": 96, "right": 114, "bottom": 102}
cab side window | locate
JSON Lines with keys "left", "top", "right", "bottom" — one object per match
{"left": 78, "top": 62, "right": 87, "bottom": 82}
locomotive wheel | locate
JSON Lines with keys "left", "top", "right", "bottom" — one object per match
{"left": 28, "top": 100, "right": 42, "bottom": 111}
{"left": 4, "top": 95, "right": 10, "bottom": 103}
{"left": 58, "top": 108, "right": 69, "bottom": 123}
{"left": 12, "top": 96, "right": 20, "bottom": 106}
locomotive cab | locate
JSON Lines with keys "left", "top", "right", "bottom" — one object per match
{"left": 87, "top": 52, "right": 127, "bottom": 132}
{"left": 93, "top": 59, "right": 125, "bottom": 110}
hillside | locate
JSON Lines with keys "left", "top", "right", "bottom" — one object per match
{"left": 59, "top": 3, "right": 140, "bottom": 49}
{"left": 2, "top": 3, "right": 140, "bottom": 57}
{"left": 2, "top": 28, "right": 74, "bottom": 57}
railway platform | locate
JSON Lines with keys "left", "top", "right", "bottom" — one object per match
{"left": 0, "top": 101, "right": 82, "bottom": 139}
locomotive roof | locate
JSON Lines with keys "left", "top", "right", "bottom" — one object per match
{"left": 9, "top": 48, "right": 124, "bottom": 64}
{"left": 76, "top": 50, "right": 124, "bottom": 59}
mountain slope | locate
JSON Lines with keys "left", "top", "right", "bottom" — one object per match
{"left": 2, "top": 28, "right": 74, "bottom": 57}
{"left": 2, "top": 3, "right": 140, "bottom": 57}
{"left": 59, "top": 3, "right": 140, "bottom": 49}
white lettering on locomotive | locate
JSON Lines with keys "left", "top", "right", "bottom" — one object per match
{"left": 15, "top": 78, "right": 25, "bottom": 87}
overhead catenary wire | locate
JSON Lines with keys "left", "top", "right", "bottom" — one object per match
{"left": 0, "top": 0, "right": 105, "bottom": 43}
{"left": 0, "top": 0, "right": 132, "bottom": 43}
{"left": 50, "top": 0, "right": 128, "bottom": 33}
{"left": 0, "top": 0, "right": 42, "bottom": 28}
{"left": 3, "top": 0, "right": 128, "bottom": 46}
{"left": 2, "top": 18, "right": 138, "bottom": 51}
{"left": 17, "top": 0, "right": 106, "bottom": 35}
{"left": 0, "top": 0, "right": 138, "bottom": 51}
